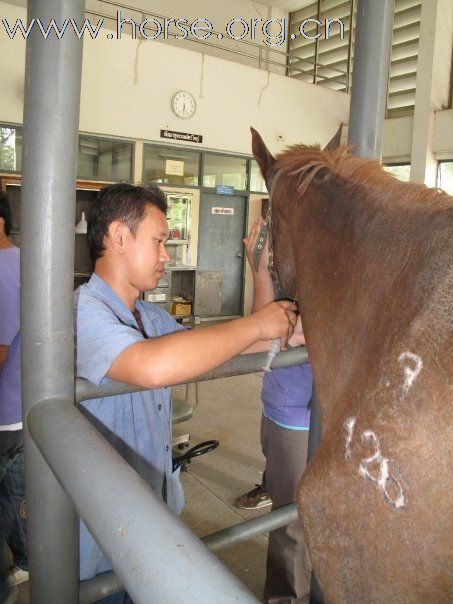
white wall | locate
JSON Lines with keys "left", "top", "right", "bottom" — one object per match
{"left": 0, "top": 1, "right": 349, "bottom": 156}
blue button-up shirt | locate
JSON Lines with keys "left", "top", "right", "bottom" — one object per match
{"left": 75, "top": 274, "right": 184, "bottom": 580}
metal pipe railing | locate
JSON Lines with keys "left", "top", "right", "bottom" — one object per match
{"left": 203, "top": 503, "right": 298, "bottom": 552}
{"left": 27, "top": 397, "right": 260, "bottom": 604}
{"left": 21, "top": 0, "right": 85, "bottom": 601}
{"left": 76, "top": 346, "right": 309, "bottom": 403}
{"left": 79, "top": 503, "right": 299, "bottom": 603}
{"left": 84, "top": 0, "right": 349, "bottom": 84}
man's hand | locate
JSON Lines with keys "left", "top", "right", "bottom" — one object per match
{"left": 288, "top": 315, "right": 306, "bottom": 347}
{"left": 250, "top": 300, "right": 297, "bottom": 348}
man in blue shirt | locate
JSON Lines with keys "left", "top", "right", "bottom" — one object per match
{"left": 75, "top": 183, "right": 299, "bottom": 602}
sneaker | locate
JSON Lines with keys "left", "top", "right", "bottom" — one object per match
{"left": 10, "top": 567, "right": 29, "bottom": 586}
{"left": 234, "top": 483, "right": 272, "bottom": 509}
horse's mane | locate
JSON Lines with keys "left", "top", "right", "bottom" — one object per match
{"left": 274, "top": 145, "right": 453, "bottom": 211}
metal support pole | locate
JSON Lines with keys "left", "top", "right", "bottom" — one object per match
{"left": 347, "top": 0, "right": 394, "bottom": 159}
{"left": 27, "top": 398, "right": 259, "bottom": 604}
{"left": 21, "top": 0, "right": 84, "bottom": 601}
{"left": 307, "top": 386, "right": 321, "bottom": 464}
{"left": 307, "top": 386, "right": 324, "bottom": 604}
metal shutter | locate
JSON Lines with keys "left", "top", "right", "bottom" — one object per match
{"left": 288, "top": 0, "right": 422, "bottom": 114}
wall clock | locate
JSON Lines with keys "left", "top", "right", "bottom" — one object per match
{"left": 171, "top": 91, "right": 197, "bottom": 119}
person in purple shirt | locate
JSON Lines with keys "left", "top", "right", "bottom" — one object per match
{"left": 235, "top": 217, "right": 312, "bottom": 604}
{"left": 0, "top": 192, "right": 28, "bottom": 603}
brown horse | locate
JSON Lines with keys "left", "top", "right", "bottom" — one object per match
{"left": 251, "top": 128, "right": 453, "bottom": 603}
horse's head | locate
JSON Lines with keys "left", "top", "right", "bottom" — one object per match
{"left": 250, "top": 126, "right": 342, "bottom": 300}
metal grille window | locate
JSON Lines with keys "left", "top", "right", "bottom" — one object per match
{"left": 387, "top": 0, "right": 421, "bottom": 116}
{"left": 288, "top": 0, "right": 422, "bottom": 115}
{"left": 288, "top": 0, "right": 353, "bottom": 92}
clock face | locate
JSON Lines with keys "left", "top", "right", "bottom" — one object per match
{"left": 171, "top": 91, "right": 196, "bottom": 119}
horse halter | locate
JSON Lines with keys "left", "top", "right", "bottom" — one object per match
{"left": 252, "top": 170, "right": 286, "bottom": 300}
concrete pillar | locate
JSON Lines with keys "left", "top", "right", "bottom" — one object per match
{"left": 410, "top": 0, "right": 453, "bottom": 184}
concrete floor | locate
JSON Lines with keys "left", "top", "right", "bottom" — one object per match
{"left": 16, "top": 371, "right": 270, "bottom": 602}
{"left": 177, "top": 374, "right": 270, "bottom": 600}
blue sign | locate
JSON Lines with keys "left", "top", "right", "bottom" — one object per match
{"left": 215, "top": 185, "right": 235, "bottom": 196}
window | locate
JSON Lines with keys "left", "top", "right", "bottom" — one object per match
{"left": 384, "top": 164, "right": 411, "bottom": 181}
{"left": 202, "top": 154, "right": 248, "bottom": 190}
{"left": 438, "top": 161, "right": 453, "bottom": 195}
{"left": 77, "top": 136, "right": 133, "bottom": 182}
{"left": 288, "top": 1, "right": 353, "bottom": 92}
{"left": 250, "top": 160, "right": 268, "bottom": 193}
{"left": 0, "top": 125, "right": 22, "bottom": 172}
{"left": 143, "top": 146, "right": 200, "bottom": 186}
{"left": 387, "top": 0, "right": 422, "bottom": 117}
{"left": 288, "top": 0, "right": 422, "bottom": 115}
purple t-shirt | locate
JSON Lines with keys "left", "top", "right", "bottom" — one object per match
{"left": 262, "top": 363, "right": 312, "bottom": 429}
{"left": 0, "top": 246, "right": 21, "bottom": 426}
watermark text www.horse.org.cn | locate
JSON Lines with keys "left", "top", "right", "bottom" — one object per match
{"left": 1, "top": 12, "right": 346, "bottom": 46}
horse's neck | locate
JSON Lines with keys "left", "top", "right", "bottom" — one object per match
{"left": 291, "top": 180, "right": 452, "bottom": 426}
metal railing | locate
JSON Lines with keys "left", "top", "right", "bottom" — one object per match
{"left": 84, "top": 0, "right": 349, "bottom": 88}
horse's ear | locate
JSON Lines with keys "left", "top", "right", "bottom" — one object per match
{"left": 324, "top": 124, "right": 343, "bottom": 151}
{"left": 251, "top": 127, "right": 275, "bottom": 184}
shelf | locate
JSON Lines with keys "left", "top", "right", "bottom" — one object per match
{"left": 165, "top": 265, "right": 196, "bottom": 271}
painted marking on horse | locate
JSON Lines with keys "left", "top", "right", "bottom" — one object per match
{"left": 398, "top": 352, "right": 422, "bottom": 395}
{"left": 343, "top": 417, "right": 356, "bottom": 461}
{"left": 359, "top": 430, "right": 406, "bottom": 509}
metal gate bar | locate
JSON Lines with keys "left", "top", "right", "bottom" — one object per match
{"left": 75, "top": 347, "right": 309, "bottom": 403}
{"left": 79, "top": 503, "right": 299, "bottom": 603}
{"left": 27, "top": 396, "right": 260, "bottom": 603}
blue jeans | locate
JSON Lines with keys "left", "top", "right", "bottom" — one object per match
{"left": 0, "top": 430, "right": 28, "bottom": 601}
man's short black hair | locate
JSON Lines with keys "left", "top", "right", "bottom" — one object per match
{"left": 87, "top": 183, "right": 168, "bottom": 263}
{"left": 0, "top": 192, "right": 12, "bottom": 236}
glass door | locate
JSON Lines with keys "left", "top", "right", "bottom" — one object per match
{"left": 165, "top": 193, "right": 192, "bottom": 244}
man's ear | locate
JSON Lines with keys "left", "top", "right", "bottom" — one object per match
{"left": 251, "top": 127, "right": 275, "bottom": 189}
{"left": 107, "top": 220, "right": 128, "bottom": 253}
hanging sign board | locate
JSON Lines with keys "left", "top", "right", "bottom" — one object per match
{"left": 160, "top": 129, "right": 203, "bottom": 144}
{"left": 165, "top": 160, "right": 184, "bottom": 176}
{"left": 215, "top": 185, "right": 235, "bottom": 195}
{"left": 212, "top": 207, "right": 235, "bottom": 215}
